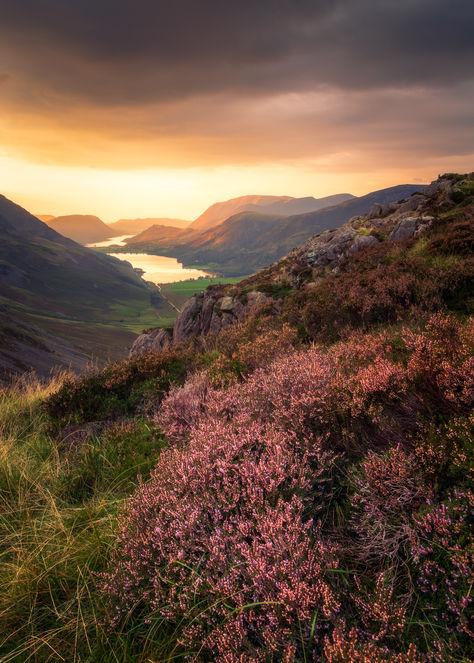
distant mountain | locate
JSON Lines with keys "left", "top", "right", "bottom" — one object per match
{"left": 135, "top": 184, "right": 427, "bottom": 275}
{"left": 0, "top": 195, "right": 160, "bottom": 381}
{"left": 45, "top": 214, "right": 113, "bottom": 244}
{"left": 190, "top": 195, "right": 292, "bottom": 232}
{"left": 125, "top": 224, "right": 192, "bottom": 247}
{"left": 108, "top": 217, "right": 191, "bottom": 235}
{"left": 189, "top": 193, "right": 355, "bottom": 233}
{"left": 254, "top": 193, "right": 355, "bottom": 216}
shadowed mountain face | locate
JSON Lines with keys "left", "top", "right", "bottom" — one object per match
{"left": 125, "top": 184, "right": 427, "bottom": 275}
{"left": 108, "top": 217, "right": 191, "bottom": 235}
{"left": 0, "top": 195, "right": 159, "bottom": 382}
{"left": 45, "top": 214, "right": 113, "bottom": 244}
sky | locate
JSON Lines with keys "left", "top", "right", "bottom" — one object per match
{"left": 0, "top": 0, "right": 473, "bottom": 222}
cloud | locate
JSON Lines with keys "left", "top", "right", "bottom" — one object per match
{"left": 0, "top": 0, "right": 473, "bottom": 106}
{"left": 0, "top": 0, "right": 472, "bottom": 173}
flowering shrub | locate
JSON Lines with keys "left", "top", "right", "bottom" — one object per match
{"left": 403, "top": 313, "right": 474, "bottom": 409}
{"left": 349, "top": 446, "right": 428, "bottom": 561}
{"left": 410, "top": 490, "right": 473, "bottom": 644}
{"left": 103, "top": 313, "right": 473, "bottom": 660}
{"left": 154, "top": 372, "right": 210, "bottom": 444}
{"left": 324, "top": 623, "right": 425, "bottom": 663}
{"left": 413, "top": 414, "right": 473, "bottom": 484}
{"left": 103, "top": 421, "right": 340, "bottom": 660}
{"left": 46, "top": 347, "right": 194, "bottom": 424}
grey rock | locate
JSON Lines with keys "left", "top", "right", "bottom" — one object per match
{"left": 201, "top": 295, "right": 217, "bottom": 333}
{"left": 389, "top": 217, "right": 419, "bottom": 242}
{"left": 173, "top": 296, "right": 202, "bottom": 344}
{"left": 347, "top": 234, "right": 379, "bottom": 254}
{"left": 209, "top": 310, "right": 223, "bottom": 335}
{"left": 247, "top": 290, "right": 268, "bottom": 306}
{"left": 219, "top": 296, "right": 234, "bottom": 312}
{"left": 395, "top": 195, "right": 425, "bottom": 215}
{"left": 303, "top": 227, "right": 357, "bottom": 268}
{"left": 423, "top": 179, "right": 451, "bottom": 197}
{"left": 367, "top": 203, "right": 384, "bottom": 219}
{"left": 129, "top": 327, "right": 172, "bottom": 358}
{"left": 150, "top": 328, "right": 172, "bottom": 353}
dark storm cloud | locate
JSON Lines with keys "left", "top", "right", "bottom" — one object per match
{"left": 1, "top": 0, "right": 473, "bottom": 105}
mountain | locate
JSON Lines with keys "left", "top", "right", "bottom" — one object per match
{"left": 189, "top": 193, "right": 355, "bottom": 233}
{"left": 108, "top": 217, "right": 191, "bottom": 235}
{"left": 124, "top": 224, "right": 192, "bottom": 247}
{"left": 0, "top": 195, "right": 164, "bottom": 382}
{"left": 130, "top": 184, "right": 427, "bottom": 275}
{"left": 45, "top": 214, "right": 113, "bottom": 244}
{"left": 190, "top": 195, "right": 293, "bottom": 232}
{"left": 237, "top": 192, "right": 355, "bottom": 217}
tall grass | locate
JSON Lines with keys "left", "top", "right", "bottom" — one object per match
{"left": 0, "top": 374, "right": 175, "bottom": 662}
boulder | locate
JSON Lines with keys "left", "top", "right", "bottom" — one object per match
{"left": 247, "top": 290, "right": 268, "bottom": 306}
{"left": 389, "top": 217, "right": 419, "bottom": 242}
{"left": 395, "top": 194, "right": 425, "bottom": 215}
{"left": 219, "top": 296, "right": 235, "bottom": 312}
{"left": 367, "top": 203, "right": 384, "bottom": 219}
{"left": 346, "top": 233, "right": 379, "bottom": 254}
{"left": 129, "top": 327, "right": 172, "bottom": 358}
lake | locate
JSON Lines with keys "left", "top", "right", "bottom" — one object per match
{"left": 107, "top": 252, "right": 211, "bottom": 285}
{"left": 87, "top": 235, "right": 134, "bottom": 247}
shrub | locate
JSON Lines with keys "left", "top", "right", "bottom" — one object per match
{"left": 349, "top": 446, "right": 428, "bottom": 561}
{"left": 103, "top": 314, "right": 473, "bottom": 660}
{"left": 409, "top": 490, "right": 473, "bottom": 648}
{"left": 46, "top": 347, "right": 194, "bottom": 425}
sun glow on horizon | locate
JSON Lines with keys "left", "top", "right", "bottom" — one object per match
{"left": 1, "top": 152, "right": 461, "bottom": 223}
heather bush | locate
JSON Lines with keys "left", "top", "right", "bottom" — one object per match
{"left": 413, "top": 414, "right": 473, "bottom": 485}
{"left": 283, "top": 215, "right": 474, "bottom": 344}
{"left": 324, "top": 623, "right": 426, "bottom": 663}
{"left": 155, "top": 372, "right": 210, "bottom": 444}
{"left": 46, "top": 347, "right": 194, "bottom": 424}
{"left": 349, "top": 446, "right": 428, "bottom": 561}
{"left": 409, "top": 490, "right": 473, "bottom": 649}
{"left": 103, "top": 421, "right": 340, "bottom": 660}
{"left": 104, "top": 314, "right": 473, "bottom": 660}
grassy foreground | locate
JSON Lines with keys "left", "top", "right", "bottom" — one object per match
{"left": 0, "top": 375, "right": 178, "bottom": 662}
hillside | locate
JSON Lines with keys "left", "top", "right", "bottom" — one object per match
{"left": 46, "top": 214, "right": 113, "bottom": 244}
{"left": 0, "top": 195, "right": 170, "bottom": 382}
{"left": 1, "top": 173, "right": 471, "bottom": 663}
{"left": 128, "top": 183, "right": 427, "bottom": 275}
{"left": 108, "top": 217, "right": 191, "bottom": 235}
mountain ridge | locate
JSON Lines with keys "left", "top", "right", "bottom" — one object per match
{"left": 124, "top": 184, "right": 427, "bottom": 275}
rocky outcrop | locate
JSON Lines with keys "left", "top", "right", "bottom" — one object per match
{"left": 131, "top": 288, "right": 272, "bottom": 358}
{"left": 173, "top": 290, "right": 263, "bottom": 344}
{"left": 289, "top": 174, "right": 461, "bottom": 277}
